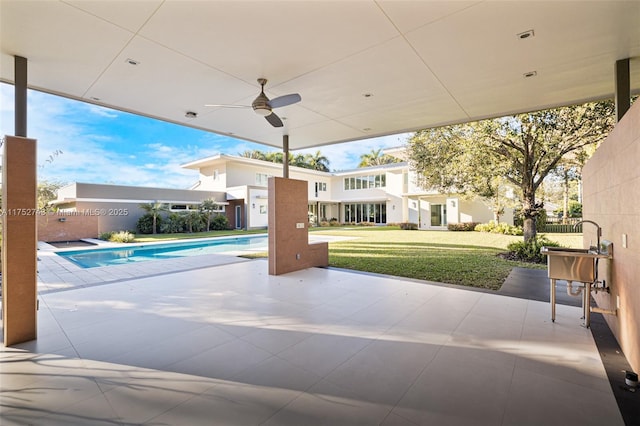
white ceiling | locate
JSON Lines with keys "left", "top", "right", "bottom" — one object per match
{"left": 1, "top": 1, "right": 639, "bottom": 150}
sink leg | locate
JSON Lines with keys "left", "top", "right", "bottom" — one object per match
{"left": 584, "top": 282, "right": 591, "bottom": 328}
{"left": 550, "top": 279, "right": 556, "bottom": 322}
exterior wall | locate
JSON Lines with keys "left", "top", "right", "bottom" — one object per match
{"left": 53, "top": 183, "right": 227, "bottom": 234}
{"left": 248, "top": 187, "right": 269, "bottom": 228}
{"left": 38, "top": 213, "right": 99, "bottom": 242}
{"left": 459, "top": 198, "right": 495, "bottom": 224}
{"left": 582, "top": 100, "right": 640, "bottom": 372}
{"left": 268, "top": 177, "right": 328, "bottom": 275}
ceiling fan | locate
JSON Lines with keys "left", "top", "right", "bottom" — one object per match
{"left": 205, "top": 78, "right": 301, "bottom": 128}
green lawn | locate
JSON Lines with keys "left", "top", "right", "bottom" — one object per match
{"left": 311, "top": 227, "right": 582, "bottom": 290}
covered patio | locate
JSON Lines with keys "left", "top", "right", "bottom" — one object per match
{"left": 1, "top": 1, "right": 639, "bottom": 424}
{"left": 2, "top": 256, "right": 624, "bottom": 425}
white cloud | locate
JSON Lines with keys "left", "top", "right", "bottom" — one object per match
{"left": 1, "top": 83, "right": 415, "bottom": 189}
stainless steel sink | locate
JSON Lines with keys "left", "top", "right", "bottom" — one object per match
{"left": 541, "top": 246, "right": 607, "bottom": 282}
{"left": 541, "top": 243, "right": 613, "bottom": 327}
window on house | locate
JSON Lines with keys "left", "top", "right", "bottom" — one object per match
{"left": 255, "top": 173, "right": 271, "bottom": 186}
{"left": 343, "top": 174, "right": 386, "bottom": 191}
{"left": 213, "top": 169, "right": 219, "bottom": 180}
{"left": 343, "top": 202, "right": 386, "bottom": 224}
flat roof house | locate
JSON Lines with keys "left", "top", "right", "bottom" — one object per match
{"left": 182, "top": 153, "right": 512, "bottom": 230}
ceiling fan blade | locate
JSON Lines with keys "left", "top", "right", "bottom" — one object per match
{"left": 204, "top": 104, "right": 250, "bottom": 108}
{"left": 265, "top": 112, "right": 284, "bottom": 127}
{"left": 268, "top": 93, "right": 301, "bottom": 109}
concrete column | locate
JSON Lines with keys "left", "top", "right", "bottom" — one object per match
{"left": 2, "top": 136, "right": 38, "bottom": 346}
{"left": 615, "top": 58, "right": 631, "bottom": 122}
{"left": 282, "top": 134, "right": 289, "bottom": 178}
{"left": 15, "top": 56, "right": 27, "bottom": 137}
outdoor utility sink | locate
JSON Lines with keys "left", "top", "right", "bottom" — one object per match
{"left": 541, "top": 246, "right": 609, "bottom": 283}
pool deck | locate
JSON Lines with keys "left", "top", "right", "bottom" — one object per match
{"left": 36, "top": 234, "right": 352, "bottom": 293}
{"left": 0, "top": 236, "right": 631, "bottom": 425}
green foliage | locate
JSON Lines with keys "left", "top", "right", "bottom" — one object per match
{"left": 358, "top": 148, "right": 401, "bottom": 167}
{"left": 37, "top": 180, "right": 65, "bottom": 211}
{"left": 506, "top": 235, "right": 561, "bottom": 263}
{"left": 536, "top": 209, "right": 547, "bottom": 232}
{"left": 160, "top": 212, "right": 186, "bottom": 234}
{"left": 210, "top": 214, "right": 229, "bottom": 231}
{"left": 569, "top": 201, "right": 582, "bottom": 217}
{"left": 239, "top": 149, "right": 330, "bottom": 171}
{"left": 108, "top": 231, "right": 135, "bottom": 243}
{"left": 475, "top": 221, "right": 523, "bottom": 236}
{"left": 447, "top": 222, "right": 480, "bottom": 231}
{"left": 139, "top": 202, "right": 169, "bottom": 234}
{"left": 399, "top": 222, "right": 418, "bottom": 230}
{"left": 407, "top": 101, "right": 615, "bottom": 242}
{"left": 99, "top": 231, "right": 114, "bottom": 241}
{"left": 183, "top": 211, "right": 205, "bottom": 233}
{"left": 136, "top": 213, "right": 162, "bottom": 234}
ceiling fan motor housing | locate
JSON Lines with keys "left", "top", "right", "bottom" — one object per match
{"left": 252, "top": 92, "right": 272, "bottom": 116}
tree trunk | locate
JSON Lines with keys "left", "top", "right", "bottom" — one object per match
{"left": 522, "top": 190, "right": 537, "bottom": 243}
{"left": 562, "top": 170, "right": 569, "bottom": 224}
{"left": 152, "top": 215, "right": 157, "bottom": 234}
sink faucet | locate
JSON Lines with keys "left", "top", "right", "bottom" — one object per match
{"left": 574, "top": 220, "right": 602, "bottom": 252}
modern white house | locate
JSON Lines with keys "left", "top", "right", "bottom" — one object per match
{"left": 181, "top": 153, "right": 513, "bottom": 230}
{"left": 50, "top": 152, "right": 510, "bottom": 234}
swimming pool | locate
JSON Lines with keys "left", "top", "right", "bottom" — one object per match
{"left": 56, "top": 235, "right": 268, "bottom": 268}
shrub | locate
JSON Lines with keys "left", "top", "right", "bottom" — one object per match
{"left": 160, "top": 212, "right": 185, "bottom": 234}
{"left": 357, "top": 221, "right": 375, "bottom": 226}
{"left": 184, "top": 211, "right": 206, "bottom": 233}
{"left": 506, "top": 235, "right": 561, "bottom": 263}
{"left": 109, "top": 230, "right": 135, "bottom": 243}
{"left": 210, "top": 214, "right": 229, "bottom": 230}
{"left": 399, "top": 222, "right": 418, "bottom": 230}
{"left": 136, "top": 213, "right": 162, "bottom": 234}
{"left": 99, "top": 231, "right": 114, "bottom": 241}
{"left": 329, "top": 220, "right": 342, "bottom": 227}
{"left": 448, "top": 222, "right": 479, "bottom": 232}
{"left": 475, "top": 221, "right": 523, "bottom": 236}
{"left": 319, "top": 221, "right": 330, "bottom": 227}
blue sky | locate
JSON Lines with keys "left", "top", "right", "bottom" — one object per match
{"left": 0, "top": 83, "right": 409, "bottom": 189}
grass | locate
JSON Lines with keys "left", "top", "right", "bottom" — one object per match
{"left": 134, "top": 226, "right": 583, "bottom": 291}
{"left": 307, "top": 227, "right": 582, "bottom": 290}
{"left": 133, "top": 228, "right": 267, "bottom": 242}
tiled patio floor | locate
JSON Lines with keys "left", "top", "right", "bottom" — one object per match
{"left": 1, "top": 255, "right": 625, "bottom": 425}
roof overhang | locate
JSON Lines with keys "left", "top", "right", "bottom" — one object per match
{"left": 2, "top": 1, "right": 638, "bottom": 150}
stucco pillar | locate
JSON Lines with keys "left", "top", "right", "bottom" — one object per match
{"left": 282, "top": 134, "right": 289, "bottom": 178}
{"left": 2, "top": 136, "right": 38, "bottom": 346}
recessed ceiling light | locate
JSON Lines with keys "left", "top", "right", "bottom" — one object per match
{"left": 523, "top": 71, "right": 537, "bottom": 78}
{"left": 363, "top": 127, "right": 372, "bottom": 131}
{"left": 185, "top": 111, "right": 198, "bottom": 118}
{"left": 90, "top": 96, "right": 100, "bottom": 101}
{"left": 125, "top": 58, "right": 140, "bottom": 66}
{"left": 362, "top": 93, "right": 373, "bottom": 98}
{"left": 517, "top": 29, "right": 535, "bottom": 40}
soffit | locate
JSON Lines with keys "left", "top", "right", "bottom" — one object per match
{"left": 1, "top": 0, "right": 638, "bottom": 150}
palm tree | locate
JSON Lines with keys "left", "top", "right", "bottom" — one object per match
{"left": 238, "top": 149, "right": 267, "bottom": 160}
{"left": 305, "top": 150, "right": 330, "bottom": 171}
{"left": 358, "top": 148, "right": 400, "bottom": 167}
{"left": 199, "top": 198, "right": 221, "bottom": 231}
{"left": 139, "top": 202, "right": 169, "bottom": 234}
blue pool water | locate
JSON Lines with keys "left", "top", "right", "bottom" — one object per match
{"left": 57, "top": 235, "right": 268, "bottom": 268}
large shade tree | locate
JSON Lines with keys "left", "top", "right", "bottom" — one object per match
{"left": 408, "top": 101, "right": 615, "bottom": 242}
